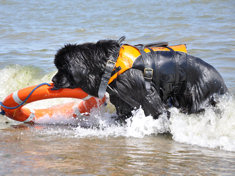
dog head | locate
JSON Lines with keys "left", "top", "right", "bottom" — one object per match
{"left": 52, "top": 37, "right": 124, "bottom": 96}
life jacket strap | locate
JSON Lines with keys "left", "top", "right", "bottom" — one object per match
{"left": 136, "top": 46, "right": 156, "bottom": 90}
{"left": 98, "top": 36, "right": 126, "bottom": 98}
{"left": 135, "top": 41, "right": 168, "bottom": 48}
{"left": 98, "top": 56, "right": 117, "bottom": 98}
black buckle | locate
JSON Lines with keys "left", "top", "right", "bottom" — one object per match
{"left": 144, "top": 68, "right": 153, "bottom": 80}
{"left": 107, "top": 59, "right": 116, "bottom": 65}
{"left": 106, "top": 59, "right": 116, "bottom": 72}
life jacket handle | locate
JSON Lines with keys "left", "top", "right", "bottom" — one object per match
{"left": 134, "top": 42, "right": 168, "bottom": 48}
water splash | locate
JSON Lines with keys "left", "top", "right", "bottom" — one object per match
{"left": 125, "top": 108, "right": 170, "bottom": 138}
{"left": 0, "top": 65, "right": 235, "bottom": 151}
{"left": 169, "top": 96, "right": 235, "bottom": 151}
{"left": 36, "top": 96, "right": 235, "bottom": 151}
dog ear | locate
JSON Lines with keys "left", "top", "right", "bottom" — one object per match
{"left": 117, "top": 36, "right": 126, "bottom": 45}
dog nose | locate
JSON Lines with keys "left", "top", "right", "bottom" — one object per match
{"left": 52, "top": 76, "right": 56, "bottom": 83}
{"left": 51, "top": 76, "right": 60, "bottom": 90}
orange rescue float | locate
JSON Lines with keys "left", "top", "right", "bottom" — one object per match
{"left": 0, "top": 83, "right": 106, "bottom": 123}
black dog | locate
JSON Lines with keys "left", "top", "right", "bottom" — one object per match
{"left": 52, "top": 37, "right": 228, "bottom": 119}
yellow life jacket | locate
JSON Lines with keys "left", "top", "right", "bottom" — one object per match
{"left": 108, "top": 44, "right": 187, "bottom": 84}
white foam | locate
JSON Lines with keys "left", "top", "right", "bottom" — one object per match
{"left": 169, "top": 96, "right": 235, "bottom": 151}
{"left": 40, "top": 96, "right": 235, "bottom": 152}
{"left": 125, "top": 108, "right": 170, "bottom": 138}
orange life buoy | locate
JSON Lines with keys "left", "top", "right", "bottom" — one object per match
{"left": 0, "top": 83, "right": 106, "bottom": 123}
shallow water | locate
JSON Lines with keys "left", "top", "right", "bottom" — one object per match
{"left": 0, "top": 0, "right": 235, "bottom": 175}
{"left": 1, "top": 126, "right": 235, "bottom": 175}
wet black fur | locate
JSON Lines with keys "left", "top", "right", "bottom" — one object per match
{"left": 52, "top": 39, "right": 228, "bottom": 119}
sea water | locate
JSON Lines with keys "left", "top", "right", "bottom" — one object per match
{"left": 0, "top": 0, "right": 235, "bottom": 175}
